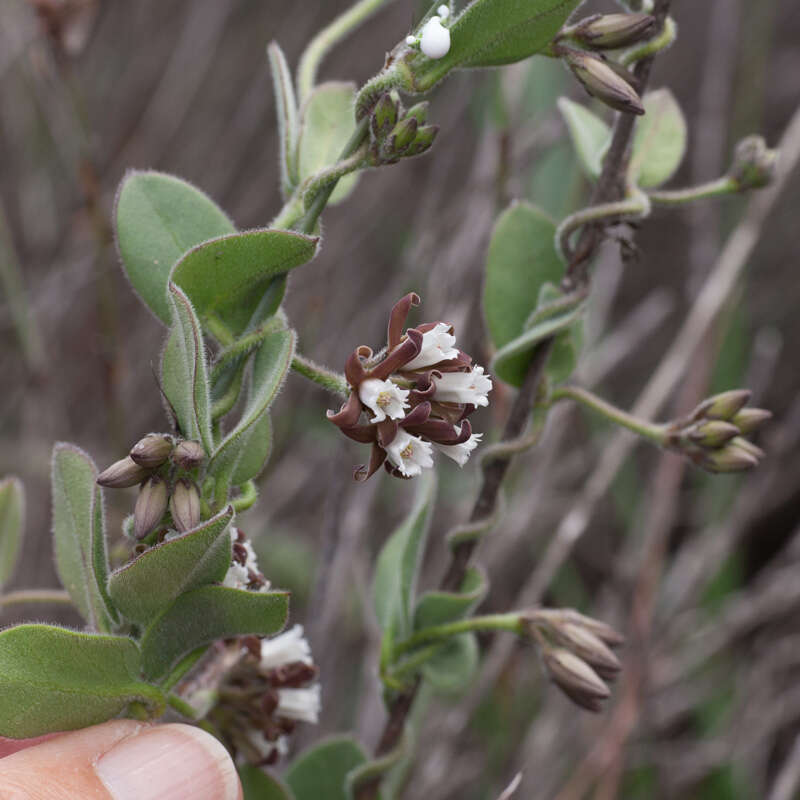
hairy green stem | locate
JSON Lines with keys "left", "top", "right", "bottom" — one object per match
{"left": 291, "top": 353, "right": 350, "bottom": 398}
{"left": 649, "top": 176, "right": 737, "bottom": 205}
{"left": 297, "top": 0, "right": 395, "bottom": 103}
{"left": 167, "top": 694, "right": 200, "bottom": 719}
{"left": 621, "top": 15, "right": 677, "bottom": 65}
{"left": 393, "top": 613, "right": 523, "bottom": 658}
{"left": 232, "top": 480, "right": 258, "bottom": 513}
{"left": 211, "top": 367, "right": 245, "bottom": 421}
{"left": 551, "top": 384, "right": 666, "bottom": 444}
{"left": 301, "top": 147, "right": 368, "bottom": 209}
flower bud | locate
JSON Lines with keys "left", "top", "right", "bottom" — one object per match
{"left": 729, "top": 135, "right": 778, "bottom": 191}
{"left": 544, "top": 648, "right": 610, "bottom": 712}
{"left": 96, "top": 456, "right": 151, "bottom": 488}
{"left": 406, "top": 125, "right": 440, "bottom": 156}
{"left": 133, "top": 476, "right": 168, "bottom": 539}
{"left": 169, "top": 478, "right": 201, "bottom": 533}
{"left": 404, "top": 102, "right": 429, "bottom": 125}
{"left": 691, "top": 389, "right": 751, "bottom": 422}
{"left": 173, "top": 439, "right": 206, "bottom": 471}
{"left": 697, "top": 443, "right": 759, "bottom": 474}
{"left": 371, "top": 92, "right": 399, "bottom": 139}
{"left": 389, "top": 117, "right": 419, "bottom": 153}
{"left": 561, "top": 610, "right": 625, "bottom": 647}
{"left": 687, "top": 420, "right": 740, "bottom": 449}
{"left": 572, "top": 13, "right": 656, "bottom": 49}
{"left": 130, "top": 433, "right": 174, "bottom": 469}
{"left": 731, "top": 408, "right": 772, "bottom": 435}
{"left": 558, "top": 623, "right": 622, "bottom": 681}
{"left": 564, "top": 50, "right": 644, "bottom": 115}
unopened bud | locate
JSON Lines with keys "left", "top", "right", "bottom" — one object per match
{"left": 389, "top": 117, "right": 419, "bottom": 153}
{"left": 133, "top": 476, "right": 168, "bottom": 539}
{"left": 561, "top": 610, "right": 625, "bottom": 647}
{"left": 371, "top": 92, "right": 399, "bottom": 139}
{"left": 698, "top": 443, "right": 759, "bottom": 474}
{"left": 97, "top": 456, "right": 151, "bottom": 488}
{"left": 406, "top": 125, "right": 439, "bottom": 156}
{"left": 729, "top": 436, "right": 765, "bottom": 461}
{"left": 732, "top": 407, "right": 772, "bottom": 435}
{"left": 687, "top": 420, "right": 740, "bottom": 449}
{"left": 172, "top": 439, "right": 206, "bottom": 471}
{"left": 572, "top": 13, "right": 656, "bottom": 49}
{"left": 691, "top": 389, "right": 751, "bottom": 422}
{"left": 558, "top": 623, "right": 622, "bottom": 681}
{"left": 729, "top": 135, "right": 778, "bottom": 191}
{"left": 544, "top": 648, "right": 610, "bottom": 712}
{"left": 169, "top": 478, "right": 201, "bottom": 533}
{"left": 565, "top": 51, "right": 644, "bottom": 115}
{"left": 130, "top": 433, "right": 174, "bottom": 469}
{"left": 404, "top": 102, "right": 429, "bottom": 125}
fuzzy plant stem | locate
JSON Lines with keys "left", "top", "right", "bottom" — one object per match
{"left": 356, "top": 4, "right": 675, "bottom": 796}
{"left": 0, "top": 589, "right": 73, "bottom": 609}
{"left": 648, "top": 176, "right": 738, "bottom": 205}
{"left": 393, "top": 614, "right": 523, "bottom": 658}
{"left": 291, "top": 354, "right": 350, "bottom": 398}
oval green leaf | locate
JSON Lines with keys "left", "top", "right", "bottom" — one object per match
{"left": 115, "top": 170, "right": 235, "bottom": 324}
{"left": 0, "top": 625, "right": 164, "bottom": 738}
{"left": 286, "top": 736, "right": 368, "bottom": 800}
{"left": 422, "top": 633, "right": 479, "bottom": 695}
{"left": 557, "top": 97, "right": 611, "bottom": 180}
{"left": 413, "top": 566, "right": 487, "bottom": 630}
{"left": 240, "top": 765, "right": 295, "bottom": 800}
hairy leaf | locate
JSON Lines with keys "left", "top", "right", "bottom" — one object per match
{"left": 140, "top": 586, "right": 288, "bottom": 680}
{"left": 161, "top": 284, "right": 213, "bottom": 451}
{"left": 483, "top": 201, "right": 563, "bottom": 386}
{"left": 557, "top": 97, "right": 611, "bottom": 179}
{"left": 0, "top": 477, "right": 24, "bottom": 589}
{"left": 629, "top": 89, "right": 688, "bottom": 188}
{"left": 297, "top": 82, "right": 360, "bottom": 206}
{"left": 0, "top": 625, "right": 164, "bottom": 738}
{"left": 208, "top": 329, "right": 295, "bottom": 486}
{"left": 51, "top": 444, "right": 116, "bottom": 631}
{"left": 421, "top": 633, "right": 479, "bottom": 694}
{"left": 240, "top": 765, "right": 295, "bottom": 800}
{"left": 268, "top": 41, "right": 300, "bottom": 198}
{"left": 115, "top": 170, "right": 235, "bottom": 324}
{"left": 413, "top": 566, "right": 487, "bottom": 630}
{"left": 107, "top": 507, "right": 234, "bottom": 626}
{"left": 286, "top": 736, "right": 369, "bottom": 800}
{"left": 170, "top": 230, "right": 318, "bottom": 338}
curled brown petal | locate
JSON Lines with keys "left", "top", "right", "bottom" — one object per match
{"left": 339, "top": 424, "right": 377, "bottom": 444}
{"left": 371, "top": 329, "right": 423, "bottom": 380}
{"left": 377, "top": 419, "right": 399, "bottom": 448}
{"left": 345, "top": 350, "right": 368, "bottom": 387}
{"left": 384, "top": 460, "right": 413, "bottom": 480}
{"left": 326, "top": 392, "right": 362, "bottom": 428}
{"left": 387, "top": 293, "right": 421, "bottom": 350}
{"left": 399, "top": 401, "right": 432, "bottom": 429}
{"left": 355, "top": 443, "right": 387, "bottom": 482}
{"left": 406, "top": 418, "right": 472, "bottom": 445}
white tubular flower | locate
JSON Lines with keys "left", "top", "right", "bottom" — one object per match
{"left": 434, "top": 366, "right": 492, "bottom": 407}
{"left": 420, "top": 16, "right": 451, "bottom": 59}
{"left": 402, "top": 323, "right": 459, "bottom": 371}
{"left": 436, "top": 431, "right": 483, "bottom": 467}
{"left": 359, "top": 378, "right": 409, "bottom": 423}
{"left": 277, "top": 684, "right": 322, "bottom": 724}
{"left": 222, "top": 561, "right": 249, "bottom": 589}
{"left": 385, "top": 430, "right": 434, "bottom": 477}
{"left": 259, "top": 625, "right": 313, "bottom": 671}
{"left": 246, "top": 731, "right": 288, "bottom": 762}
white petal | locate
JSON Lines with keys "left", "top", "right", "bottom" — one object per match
{"left": 386, "top": 430, "right": 435, "bottom": 477}
{"left": 436, "top": 432, "right": 483, "bottom": 467}
{"left": 434, "top": 366, "right": 492, "bottom": 407}
{"left": 259, "top": 625, "right": 313, "bottom": 671}
{"left": 222, "top": 562, "right": 249, "bottom": 589}
{"left": 420, "top": 18, "right": 451, "bottom": 59}
{"left": 359, "top": 378, "right": 409, "bottom": 423}
{"left": 403, "top": 322, "right": 459, "bottom": 371}
{"left": 277, "top": 684, "right": 321, "bottom": 724}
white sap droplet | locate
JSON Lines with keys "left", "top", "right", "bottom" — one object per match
{"left": 420, "top": 17, "right": 451, "bottom": 59}
{"left": 405, "top": 35, "right": 417, "bottom": 46}
{"left": 437, "top": 4, "right": 450, "bottom": 19}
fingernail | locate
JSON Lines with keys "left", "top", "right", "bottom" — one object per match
{"left": 95, "top": 724, "right": 240, "bottom": 800}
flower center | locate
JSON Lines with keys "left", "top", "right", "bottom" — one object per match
{"left": 376, "top": 391, "right": 393, "bottom": 409}
{"left": 401, "top": 443, "right": 414, "bottom": 459}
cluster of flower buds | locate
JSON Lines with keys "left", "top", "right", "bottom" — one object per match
{"left": 218, "top": 626, "right": 321, "bottom": 766}
{"left": 367, "top": 91, "right": 439, "bottom": 166}
{"left": 97, "top": 434, "right": 206, "bottom": 540}
{"left": 222, "top": 527, "right": 270, "bottom": 592}
{"left": 523, "top": 608, "right": 624, "bottom": 713}
{"left": 328, "top": 293, "right": 492, "bottom": 481}
{"left": 728, "top": 135, "right": 778, "bottom": 191}
{"left": 405, "top": 5, "right": 452, "bottom": 60}
{"left": 664, "top": 389, "right": 771, "bottom": 474}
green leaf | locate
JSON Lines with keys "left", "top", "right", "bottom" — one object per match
{"left": 161, "top": 284, "right": 213, "bottom": 451}
{"left": 0, "top": 477, "right": 24, "bottom": 589}
{"left": 0, "top": 625, "right": 164, "bottom": 738}
{"left": 406, "top": 0, "right": 583, "bottom": 90}
{"left": 170, "top": 230, "right": 319, "bottom": 338}
{"left": 240, "top": 765, "right": 295, "bottom": 800}
{"left": 413, "top": 566, "right": 487, "bottom": 630}
{"left": 421, "top": 633, "right": 479, "bottom": 694}
{"left": 140, "top": 586, "right": 288, "bottom": 680}
{"left": 557, "top": 97, "right": 611, "bottom": 179}
{"left": 115, "top": 170, "right": 235, "bottom": 324}
{"left": 268, "top": 41, "right": 300, "bottom": 198}
{"left": 208, "top": 329, "right": 295, "bottom": 486}
{"left": 373, "top": 472, "right": 437, "bottom": 644}
{"left": 286, "top": 736, "right": 368, "bottom": 800}
{"left": 629, "top": 89, "right": 688, "bottom": 188}
{"left": 483, "top": 202, "right": 563, "bottom": 387}
{"left": 51, "top": 444, "right": 116, "bottom": 631}
{"left": 297, "top": 82, "right": 360, "bottom": 206}
{"left": 107, "top": 506, "right": 234, "bottom": 626}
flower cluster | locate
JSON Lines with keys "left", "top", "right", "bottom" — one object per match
{"left": 328, "top": 293, "right": 492, "bottom": 480}
{"left": 222, "top": 527, "right": 270, "bottom": 592}
{"left": 219, "top": 626, "right": 321, "bottom": 766}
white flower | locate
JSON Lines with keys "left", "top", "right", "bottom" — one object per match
{"left": 246, "top": 730, "right": 288, "bottom": 761}
{"left": 433, "top": 366, "right": 492, "bottom": 407}
{"left": 259, "top": 625, "right": 313, "bottom": 671}
{"left": 277, "top": 684, "right": 322, "bottom": 724}
{"left": 420, "top": 16, "right": 451, "bottom": 59}
{"left": 436, "top": 431, "right": 483, "bottom": 467}
{"left": 359, "top": 378, "right": 409, "bottom": 423}
{"left": 222, "top": 561, "right": 249, "bottom": 589}
{"left": 402, "top": 323, "right": 459, "bottom": 371}
{"left": 385, "top": 430, "right": 434, "bottom": 477}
